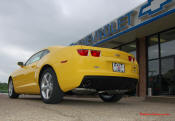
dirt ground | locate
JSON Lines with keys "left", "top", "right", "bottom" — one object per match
{"left": 0, "top": 94, "right": 175, "bottom": 121}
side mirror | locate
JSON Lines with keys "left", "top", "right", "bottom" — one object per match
{"left": 17, "top": 62, "right": 24, "bottom": 67}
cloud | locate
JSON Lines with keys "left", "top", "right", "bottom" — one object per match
{"left": 0, "top": 0, "right": 146, "bottom": 82}
{"left": 0, "top": 69, "right": 8, "bottom": 79}
{"left": 0, "top": 43, "right": 34, "bottom": 82}
{"left": 1, "top": 45, "right": 34, "bottom": 61}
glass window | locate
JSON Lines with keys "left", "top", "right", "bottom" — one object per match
{"left": 25, "top": 51, "right": 43, "bottom": 66}
{"left": 148, "top": 59, "right": 160, "bottom": 89}
{"left": 147, "top": 28, "right": 175, "bottom": 96}
{"left": 160, "top": 29, "right": 175, "bottom": 95}
{"left": 25, "top": 50, "right": 50, "bottom": 66}
{"left": 114, "top": 46, "right": 122, "bottom": 51}
{"left": 40, "top": 50, "right": 50, "bottom": 58}
{"left": 161, "top": 57, "right": 174, "bottom": 75}
{"left": 148, "top": 59, "right": 159, "bottom": 77}
{"left": 130, "top": 51, "right": 136, "bottom": 58}
{"left": 148, "top": 35, "right": 159, "bottom": 60}
{"left": 160, "top": 29, "right": 175, "bottom": 57}
{"left": 121, "top": 41, "right": 136, "bottom": 57}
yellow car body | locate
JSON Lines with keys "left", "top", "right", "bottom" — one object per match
{"left": 10, "top": 45, "right": 139, "bottom": 95}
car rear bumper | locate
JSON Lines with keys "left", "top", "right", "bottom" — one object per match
{"left": 80, "top": 76, "right": 138, "bottom": 91}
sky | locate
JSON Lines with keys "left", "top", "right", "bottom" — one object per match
{"left": 0, "top": 0, "right": 146, "bottom": 83}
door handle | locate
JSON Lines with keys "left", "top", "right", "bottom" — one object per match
{"left": 31, "top": 65, "right": 36, "bottom": 68}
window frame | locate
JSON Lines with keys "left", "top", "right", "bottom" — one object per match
{"left": 25, "top": 49, "right": 50, "bottom": 66}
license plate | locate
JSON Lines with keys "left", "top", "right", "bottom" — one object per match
{"left": 113, "top": 63, "right": 125, "bottom": 73}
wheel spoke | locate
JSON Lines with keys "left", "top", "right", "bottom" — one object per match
{"left": 49, "top": 85, "right": 53, "bottom": 91}
{"left": 41, "top": 85, "right": 47, "bottom": 91}
{"left": 48, "top": 74, "right": 52, "bottom": 82}
{"left": 43, "top": 74, "right": 48, "bottom": 83}
{"left": 46, "top": 89, "right": 49, "bottom": 99}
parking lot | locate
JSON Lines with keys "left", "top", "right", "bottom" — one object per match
{"left": 0, "top": 94, "right": 175, "bottom": 121}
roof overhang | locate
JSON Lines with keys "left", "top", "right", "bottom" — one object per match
{"left": 97, "top": 9, "right": 175, "bottom": 48}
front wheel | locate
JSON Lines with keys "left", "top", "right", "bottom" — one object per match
{"left": 99, "top": 94, "right": 123, "bottom": 102}
{"left": 8, "top": 78, "right": 19, "bottom": 98}
{"left": 40, "top": 67, "right": 63, "bottom": 104}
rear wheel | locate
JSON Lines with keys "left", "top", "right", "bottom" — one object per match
{"left": 99, "top": 93, "right": 122, "bottom": 102}
{"left": 8, "top": 78, "right": 19, "bottom": 98}
{"left": 40, "top": 67, "right": 63, "bottom": 104}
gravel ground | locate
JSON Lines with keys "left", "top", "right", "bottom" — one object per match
{"left": 0, "top": 94, "right": 175, "bottom": 121}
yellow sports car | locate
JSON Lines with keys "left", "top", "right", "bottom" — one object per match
{"left": 8, "top": 45, "right": 139, "bottom": 104}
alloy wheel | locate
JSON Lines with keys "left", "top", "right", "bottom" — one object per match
{"left": 41, "top": 73, "right": 53, "bottom": 100}
{"left": 8, "top": 80, "right": 13, "bottom": 97}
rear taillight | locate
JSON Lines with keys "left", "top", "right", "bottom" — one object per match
{"left": 128, "top": 56, "right": 135, "bottom": 62}
{"left": 77, "top": 49, "right": 101, "bottom": 57}
{"left": 77, "top": 49, "right": 89, "bottom": 56}
{"left": 91, "top": 50, "right": 101, "bottom": 57}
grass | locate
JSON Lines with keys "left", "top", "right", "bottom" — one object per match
{"left": 0, "top": 83, "right": 8, "bottom": 93}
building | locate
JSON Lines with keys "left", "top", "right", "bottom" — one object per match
{"left": 71, "top": 0, "right": 175, "bottom": 97}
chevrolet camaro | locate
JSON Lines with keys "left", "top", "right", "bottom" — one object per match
{"left": 8, "top": 45, "right": 139, "bottom": 104}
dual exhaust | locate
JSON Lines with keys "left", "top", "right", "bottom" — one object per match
{"left": 72, "top": 88, "right": 128, "bottom": 95}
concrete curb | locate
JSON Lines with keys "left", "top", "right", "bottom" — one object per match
{"left": 146, "top": 96, "right": 175, "bottom": 103}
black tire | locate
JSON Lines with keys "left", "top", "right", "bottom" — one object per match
{"left": 99, "top": 94, "right": 122, "bottom": 102}
{"left": 40, "top": 67, "right": 63, "bottom": 104}
{"left": 8, "top": 78, "right": 19, "bottom": 98}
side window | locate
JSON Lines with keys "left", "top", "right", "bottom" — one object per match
{"left": 25, "top": 51, "right": 43, "bottom": 66}
{"left": 40, "top": 50, "right": 50, "bottom": 59}
{"left": 25, "top": 50, "right": 50, "bottom": 66}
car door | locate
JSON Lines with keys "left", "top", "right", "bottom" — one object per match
{"left": 17, "top": 50, "right": 44, "bottom": 93}
{"left": 12, "top": 67, "right": 27, "bottom": 93}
